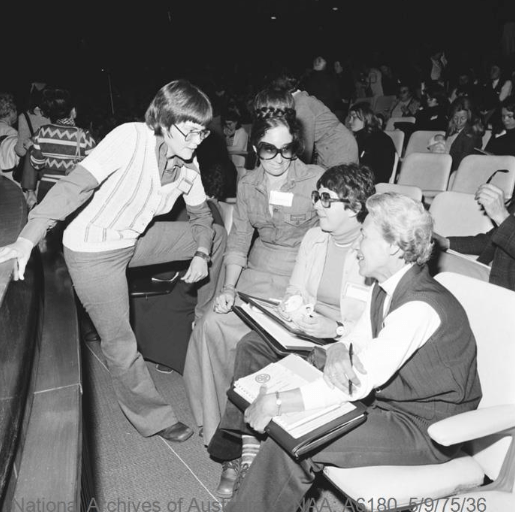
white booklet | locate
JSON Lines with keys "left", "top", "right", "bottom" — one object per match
{"left": 233, "top": 354, "right": 357, "bottom": 439}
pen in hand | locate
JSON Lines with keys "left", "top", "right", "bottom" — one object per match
{"left": 348, "top": 343, "right": 354, "bottom": 397}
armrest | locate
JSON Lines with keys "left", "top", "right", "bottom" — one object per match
{"left": 428, "top": 405, "right": 515, "bottom": 446}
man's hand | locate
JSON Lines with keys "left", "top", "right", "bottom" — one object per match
{"left": 244, "top": 386, "right": 276, "bottom": 433}
{"left": 181, "top": 256, "right": 208, "bottom": 283}
{"left": 475, "top": 184, "right": 510, "bottom": 226}
{"left": 0, "top": 238, "right": 34, "bottom": 280}
{"left": 323, "top": 343, "right": 366, "bottom": 394}
{"left": 432, "top": 232, "right": 450, "bottom": 251}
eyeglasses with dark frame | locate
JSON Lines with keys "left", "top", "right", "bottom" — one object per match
{"left": 311, "top": 190, "right": 350, "bottom": 208}
{"left": 172, "top": 124, "right": 211, "bottom": 142}
{"left": 257, "top": 142, "right": 296, "bottom": 161}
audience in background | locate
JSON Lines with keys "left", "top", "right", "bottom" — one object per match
{"left": 23, "top": 87, "right": 97, "bottom": 207}
{"left": 448, "top": 67, "right": 481, "bottom": 104}
{"left": 434, "top": 184, "right": 515, "bottom": 292}
{"left": 263, "top": 71, "right": 359, "bottom": 168}
{"left": 222, "top": 106, "right": 249, "bottom": 182}
{"left": 0, "top": 92, "right": 20, "bottom": 184}
{"left": 446, "top": 96, "right": 485, "bottom": 170}
{"left": 348, "top": 101, "right": 396, "bottom": 184}
{"left": 429, "top": 96, "right": 484, "bottom": 171}
{"left": 484, "top": 95, "right": 515, "bottom": 156}
{"left": 414, "top": 83, "right": 449, "bottom": 131}
{"left": 388, "top": 82, "right": 421, "bottom": 120}
{"left": 480, "top": 59, "right": 513, "bottom": 131}
{"left": 303, "top": 56, "right": 342, "bottom": 114}
{"left": 14, "top": 83, "right": 50, "bottom": 162}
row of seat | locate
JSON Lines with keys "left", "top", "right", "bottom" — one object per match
{"left": 391, "top": 152, "right": 515, "bottom": 205}
{"left": 384, "top": 127, "right": 494, "bottom": 187}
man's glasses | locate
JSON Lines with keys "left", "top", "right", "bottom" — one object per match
{"left": 311, "top": 191, "right": 349, "bottom": 208}
{"left": 173, "top": 124, "right": 211, "bottom": 142}
{"left": 257, "top": 142, "right": 296, "bottom": 161}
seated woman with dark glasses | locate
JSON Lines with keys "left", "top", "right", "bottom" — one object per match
{"left": 278, "top": 164, "right": 376, "bottom": 337}
{"left": 184, "top": 104, "right": 324, "bottom": 453}
{"left": 207, "top": 163, "right": 376, "bottom": 498}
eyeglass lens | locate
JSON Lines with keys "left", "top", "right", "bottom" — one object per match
{"left": 311, "top": 191, "right": 348, "bottom": 208}
{"left": 257, "top": 142, "right": 295, "bottom": 160}
{"left": 174, "top": 124, "right": 210, "bottom": 142}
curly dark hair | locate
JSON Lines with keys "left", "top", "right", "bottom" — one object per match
{"left": 249, "top": 114, "right": 304, "bottom": 160}
{"left": 317, "top": 163, "right": 376, "bottom": 223}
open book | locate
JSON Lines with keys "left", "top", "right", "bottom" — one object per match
{"left": 233, "top": 292, "right": 335, "bottom": 354}
{"left": 228, "top": 354, "right": 367, "bottom": 459}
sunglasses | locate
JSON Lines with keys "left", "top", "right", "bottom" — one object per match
{"left": 311, "top": 191, "right": 349, "bottom": 208}
{"left": 257, "top": 142, "right": 296, "bottom": 160}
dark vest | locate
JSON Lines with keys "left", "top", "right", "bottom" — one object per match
{"left": 371, "top": 265, "right": 482, "bottom": 428}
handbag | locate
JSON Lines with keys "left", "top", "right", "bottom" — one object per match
{"left": 20, "top": 146, "right": 40, "bottom": 191}
{"left": 65, "top": 128, "right": 83, "bottom": 175}
{"left": 13, "top": 112, "right": 35, "bottom": 183}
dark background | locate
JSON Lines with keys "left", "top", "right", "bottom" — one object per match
{"left": 3, "top": 0, "right": 515, "bottom": 111}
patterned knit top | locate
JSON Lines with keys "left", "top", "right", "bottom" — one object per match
{"left": 30, "top": 118, "right": 97, "bottom": 184}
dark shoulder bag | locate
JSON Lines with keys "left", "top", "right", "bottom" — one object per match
{"left": 13, "top": 112, "right": 36, "bottom": 183}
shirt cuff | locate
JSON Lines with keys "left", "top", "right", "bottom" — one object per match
{"left": 19, "top": 219, "right": 50, "bottom": 246}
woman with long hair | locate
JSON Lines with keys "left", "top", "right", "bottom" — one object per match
{"left": 444, "top": 96, "right": 484, "bottom": 171}
{"left": 184, "top": 103, "right": 324, "bottom": 455}
{"left": 347, "top": 101, "right": 396, "bottom": 183}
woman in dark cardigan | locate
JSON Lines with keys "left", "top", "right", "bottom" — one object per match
{"left": 445, "top": 97, "right": 484, "bottom": 171}
{"left": 485, "top": 95, "right": 515, "bottom": 157}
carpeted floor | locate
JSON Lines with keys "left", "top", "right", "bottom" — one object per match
{"left": 81, "top": 340, "right": 347, "bottom": 511}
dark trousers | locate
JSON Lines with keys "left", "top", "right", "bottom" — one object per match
{"left": 65, "top": 222, "right": 227, "bottom": 436}
{"left": 207, "top": 331, "right": 282, "bottom": 461}
{"left": 214, "top": 338, "right": 455, "bottom": 512}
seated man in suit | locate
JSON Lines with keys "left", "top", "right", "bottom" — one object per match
{"left": 433, "top": 183, "right": 515, "bottom": 292}
{"left": 221, "top": 192, "right": 482, "bottom": 512}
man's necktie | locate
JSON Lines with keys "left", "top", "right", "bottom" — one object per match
{"left": 370, "top": 283, "right": 387, "bottom": 338}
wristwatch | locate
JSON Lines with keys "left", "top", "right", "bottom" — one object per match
{"left": 334, "top": 321, "right": 346, "bottom": 339}
{"left": 194, "top": 250, "right": 211, "bottom": 263}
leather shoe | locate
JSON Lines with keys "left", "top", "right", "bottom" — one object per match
{"left": 216, "top": 458, "right": 240, "bottom": 499}
{"left": 157, "top": 422, "right": 193, "bottom": 443}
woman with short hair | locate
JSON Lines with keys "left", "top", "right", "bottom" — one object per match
{"left": 0, "top": 79, "right": 227, "bottom": 444}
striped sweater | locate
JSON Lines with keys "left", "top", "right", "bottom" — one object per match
{"left": 30, "top": 120, "right": 97, "bottom": 184}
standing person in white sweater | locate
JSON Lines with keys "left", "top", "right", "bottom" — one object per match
{"left": 0, "top": 79, "right": 227, "bottom": 443}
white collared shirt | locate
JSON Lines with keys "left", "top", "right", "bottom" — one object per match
{"left": 300, "top": 264, "right": 440, "bottom": 410}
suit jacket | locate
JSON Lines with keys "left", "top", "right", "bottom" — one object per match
{"left": 449, "top": 200, "right": 515, "bottom": 291}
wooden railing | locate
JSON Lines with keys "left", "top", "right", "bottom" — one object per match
{"left": 0, "top": 178, "right": 84, "bottom": 511}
